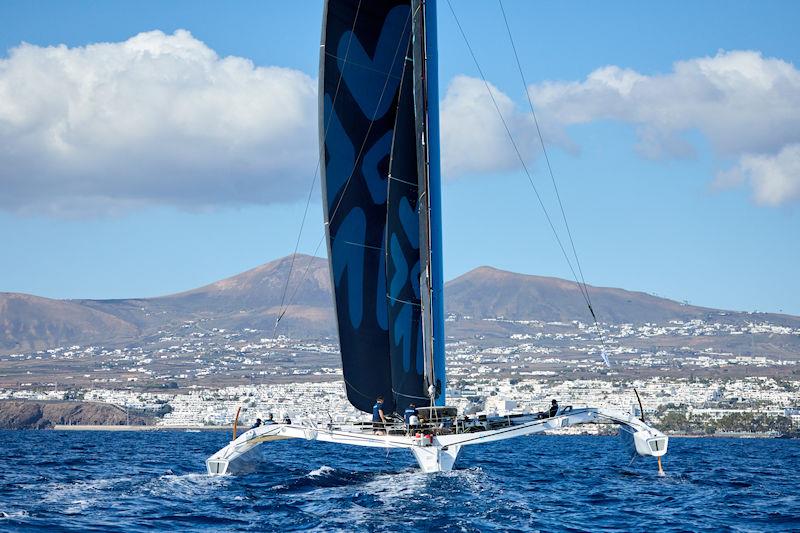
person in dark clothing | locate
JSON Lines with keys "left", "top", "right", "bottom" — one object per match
{"left": 537, "top": 399, "right": 559, "bottom": 419}
{"left": 372, "top": 396, "right": 387, "bottom": 434}
{"left": 403, "top": 404, "right": 418, "bottom": 426}
{"left": 404, "top": 403, "right": 419, "bottom": 434}
{"left": 548, "top": 399, "right": 559, "bottom": 418}
{"left": 250, "top": 418, "right": 262, "bottom": 429}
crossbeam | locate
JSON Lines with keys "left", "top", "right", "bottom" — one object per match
{"left": 206, "top": 407, "right": 668, "bottom": 475}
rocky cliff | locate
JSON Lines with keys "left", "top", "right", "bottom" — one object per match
{"left": 0, "top": 400, "right": 150, "bottom": 429}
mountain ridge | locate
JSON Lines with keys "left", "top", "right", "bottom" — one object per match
{"left": 2, "top": 254, "right": 797, "bottom": 353}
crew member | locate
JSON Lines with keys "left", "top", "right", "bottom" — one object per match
{"left": 372, "top": 396, "right": 387, "bottom": 434}
{"left": 537, "top": 399, "right": 559, "bottom": 419}
{"left": 549, "top": 399, "right": 559, "bottom": 418}
{"left": 403, "top": 403, "right": 418, "bottom": 426}
{"left": 404, "top": 403, "right": 419, "bottom": 433}
{"left": 250, "top": 418, "right": 262, "bottom": 429}
{"left": 264, "top": 413, "right": 275, "bottom": 425}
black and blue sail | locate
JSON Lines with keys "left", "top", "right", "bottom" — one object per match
{"left": 320, "top": 0, "right": 445, "bottom": 414}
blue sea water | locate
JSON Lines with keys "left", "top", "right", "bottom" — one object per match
{"left": 0, "top": 430, "right": 798, "bottom": 532}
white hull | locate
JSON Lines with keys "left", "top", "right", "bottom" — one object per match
{"left": 206, "top": 407, "right": 668, "bottom": 476}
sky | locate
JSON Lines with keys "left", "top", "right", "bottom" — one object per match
{"left": 1, "top": 0, "right": 799, "bottom": 315}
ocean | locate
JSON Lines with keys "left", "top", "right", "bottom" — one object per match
{"left": 0, "top": 430, "right": 797, "bottom": 532}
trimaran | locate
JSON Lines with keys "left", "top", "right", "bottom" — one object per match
{"left": 207, "top": 0, "right": 668, "bottom": 476}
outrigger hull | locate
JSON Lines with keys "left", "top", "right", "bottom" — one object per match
{"left": 206, "top": 408, "right": 668, "bottom": 476}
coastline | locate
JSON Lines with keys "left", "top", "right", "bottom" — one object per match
{"left": 51, "top": 424, "right": 233, "bottom": 431}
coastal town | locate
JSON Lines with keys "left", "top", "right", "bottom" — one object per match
{"left": 1, "top": 315, "right": 798, "bottom": 435}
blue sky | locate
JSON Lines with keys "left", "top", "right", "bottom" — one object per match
{"left": 1, "top": 0, "right": 798, "bottom": 315}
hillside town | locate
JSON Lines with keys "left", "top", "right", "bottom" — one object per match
{"left": 1, "top": 315, "right": 798, "bottom": 435}
{"left": 4, "top": 373, "right": 799, "bottom": 435}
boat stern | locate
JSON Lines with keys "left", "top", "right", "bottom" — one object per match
{"left": 621, "top": 425, "right": 669, "bottom": 458}
{"left": 206, "top": 457, "right": 230, "bottom": 476}
{"left": 633, "top": 430, "right": 668, "bottom": 457}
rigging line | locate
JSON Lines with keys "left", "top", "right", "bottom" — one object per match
{"left": 383, "top": 31, "right": 417, "bottom": 370}
{"left": 273, "top": 0, "right": 365, "bottom": 337}
{"left": 385, "top": 33, "right": 414, "bottom": 271}
{"left": 282, "top": 232, "right": 326, "bottom": 319}
{"left": 323, "top": 51, "right": 404, "bottom": 80}
{"left": 389, "top": 175, "right": 418, "bottom": 187}
{"left": 327, "top": 7, "right": 415, "bottom": 229}
{"left": 387, "top": 294, "right": 422, "bottom": 307}
{"left": 341, "top": 240, "right": 384, "bottom": 252}
{"left": 386, "top": 38, "right": 413, "bottom": 183}
{"left": 444, "top": 0, "right": 590, "bottom": 312}
{"left": 497, "top": 0, "right": 594, "bottom": 315}
{"left": 341, "top": 373, "right": 392, "bottom": 408}
{"left": 384, "top": 32, "right": 412, "bottom": 307}
{"left": 498, "top": 1, "right": 610, "bottom": 364}
{"left": 391, "top": 388, "right": 431, "bottom": 401}
{"left": 281, "top": 7, "right": 416, "bottom": 320}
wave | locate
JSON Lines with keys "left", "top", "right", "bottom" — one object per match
{"left": 143, "top": 472, "right": 229, "bottom": 499}
{"left": 307, "top": 465, "right": 335, "bottom": 477}
{"left": 2, "top": 431, "right": 799, "bottom": 532}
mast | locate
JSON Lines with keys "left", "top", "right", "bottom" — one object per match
{"left": 412, "top": 0, "right": 445, "bottom": 406}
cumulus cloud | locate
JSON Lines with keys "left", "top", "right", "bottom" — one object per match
{"left": 5, "top": 35, "right": 796, "bottom": 213}
{"left": 0, "top": 30, "right": 317, "bottom": 216}
{"left": 715, "top": 144, "right": 800, "bottom": 206}
{"left": 528, "top": 50, "right": 800, "bottom": 206}
{"left": 440, "top": 75, "right": 551, "bottom": 178}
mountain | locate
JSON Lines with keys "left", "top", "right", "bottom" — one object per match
{"left": 0, "top": 293, "right": 139, "bottom": 352}
{"left": 79, "top": 254, "right": 335, "bottom": 337}
{"left": 0, "top": 400, "right": 151, "bottom": 429}
{"left": 444, "top": 266, "right": 715, "bottom": 324}
{"left": 1, "top": 255, "right": 798, "bottom": 353}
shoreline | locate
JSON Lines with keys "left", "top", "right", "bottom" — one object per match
{"left": 51, "top": 424, "right": 234, "bottom": 431}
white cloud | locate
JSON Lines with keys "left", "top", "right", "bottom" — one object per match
{"left": 5, "top": 36, "right": 795, "bottom": 213}
{"left": 528, "top": 50, "right": 800, "bottom": 205}
{"left": 715, "top": 144, "right": 800, "bottom": 206}
{"left": 0, "top": 30, "right": 317, "bottom": 216}
{"left": 440, "top": 75, "right": 546, "bottom": 178}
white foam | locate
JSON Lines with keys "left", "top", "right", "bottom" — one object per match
{"left": 144, "top": 472, "right": 228, "bottom": 498}
{"left": 41, "top": 477, "right": 132, "bottom": 510}
{"left": 307, "top": 465, "right": 335, "bottom": 477}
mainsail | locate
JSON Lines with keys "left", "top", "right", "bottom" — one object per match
{"left": 320, "top": 0, "right": 446, "bottom": 414}
{"left": 209, "top": 1, "right": 671, "bottom": 478}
